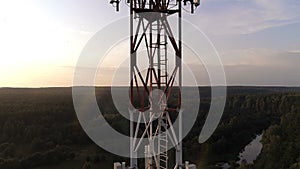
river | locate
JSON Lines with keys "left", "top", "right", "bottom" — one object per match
{"left": 237, "top": 134, "right": 263, "bottom": 164}
{"left": 219, "top": 134, "right": 263, "bottom": 169}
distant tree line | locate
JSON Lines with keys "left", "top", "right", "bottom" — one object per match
{"left": 0, "top": 88, "right": 299, "bottom": 169}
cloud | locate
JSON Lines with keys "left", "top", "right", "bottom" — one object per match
{"left": 59, "top": 48, "right": 300, "bottom": 86}
{"left": 221, "top": 48, "right": 279, "bottom": 66}
{"left": 219, "top": 48, "right": 300, "bottom": 85}
{"left": 220, "top": 48, "right": 300, "bottom": 67}
{"left": 192, "top": 0, "right": 300, "bottom": 35}
{"left": 224, "top": 64, "right": 300, "bottom": 86}
{"left": 179, "top": 47, "right": 300, "bottom": 86}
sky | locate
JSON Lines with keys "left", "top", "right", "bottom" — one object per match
{"left": 0, "top": 0, "right": 300, "bottom": 87}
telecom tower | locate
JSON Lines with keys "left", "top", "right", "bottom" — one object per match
{"left": 109, "top": 1, "right": 200, "bottom": 169}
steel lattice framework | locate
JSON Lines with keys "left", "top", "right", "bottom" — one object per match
{"left": 109, "top": 1, "right": 199, "bottom": 168}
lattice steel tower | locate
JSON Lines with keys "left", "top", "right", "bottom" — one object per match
{"left": 109, "top": 1, "right": 200, "bottom": 169}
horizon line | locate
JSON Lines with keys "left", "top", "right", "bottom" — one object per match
{"left": 1, "top": 85, "right": 300, "bottom": 89}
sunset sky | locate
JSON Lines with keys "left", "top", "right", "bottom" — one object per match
{"left": 0, "top": 0, "right": 300, "bottom": 87}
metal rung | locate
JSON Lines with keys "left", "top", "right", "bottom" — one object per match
{"left": 160, "top": 142, "right": 168, "bottom": 146}
{"left": 160, "top": 145, "right": 167, "bottom": 149}
{"left": 161, "top": 152, "right": 168, "bottom": 155}
{"left": 160, "top": 154, "right": 168, "bottom": 158}
{"left": 151, "top": 25, "right": 164, "bottom": 29}
{"left": 150, "top": 44, "right": 168, "bottom": 48}
{"left": 160, "top": 159, "right": 167, "bottom": 163}
{"left": 159, "top": 136, "right": 167, "bottom": 140}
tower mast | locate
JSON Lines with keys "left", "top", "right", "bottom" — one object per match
{"left": 109, "top": 1, "right": 200, "bottom": 169}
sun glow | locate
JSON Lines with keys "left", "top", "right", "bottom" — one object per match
{"left": 0, "top": 1, "right": 90, "bottom": 87}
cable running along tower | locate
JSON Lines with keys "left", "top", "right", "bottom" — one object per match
{"left": 109, "top": 0, "right": 200, "bottom": 169}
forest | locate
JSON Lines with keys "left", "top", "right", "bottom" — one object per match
{"left": 0, "top": 86, "right": 299, "bottom": 169}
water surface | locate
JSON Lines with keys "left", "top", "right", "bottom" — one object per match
{"left": 238, "top": 134, "right": 263, "bottom": 164}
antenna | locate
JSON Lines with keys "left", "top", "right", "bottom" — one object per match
{"left": 109, "top": 1, "right": 200, "bottom": 169}
{"left": 109, "top": 0, "right": 120, "bottom": 11}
